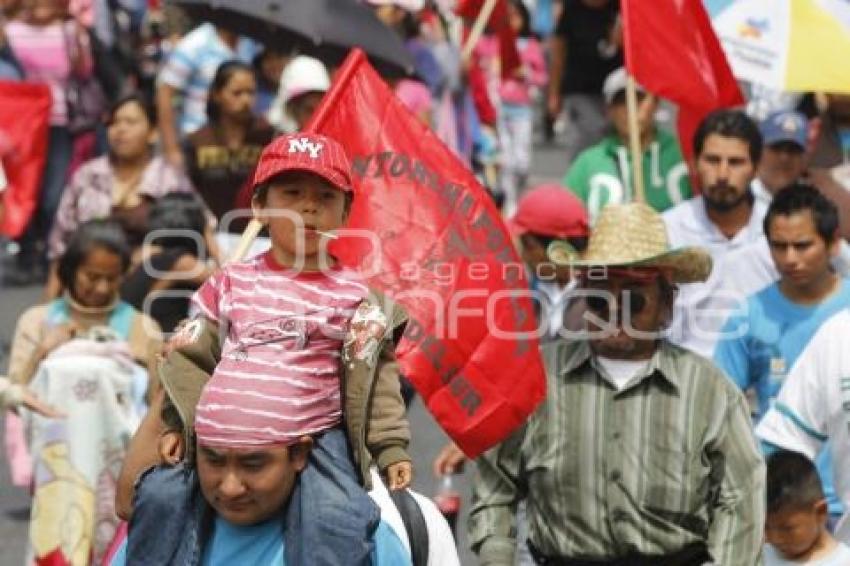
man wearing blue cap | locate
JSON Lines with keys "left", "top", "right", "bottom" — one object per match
{"left": 755, "top": 111, "right": 850, "bottom": 243}
{"left": 753, "top": 111, "right": 810, "bottom": 208}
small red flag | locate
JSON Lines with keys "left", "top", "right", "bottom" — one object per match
{"left": 307, "top": 50, "right": 546, "bottom": 458}
{"left": 622, "top": 0, "right": 744, "bottom": 167}
{"left": 0, "top": 81, "right": 51, "bottom": 238}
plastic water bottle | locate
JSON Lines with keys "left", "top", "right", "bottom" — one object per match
{"left": 434, "top": 474, "right": 461, "bottom": 535}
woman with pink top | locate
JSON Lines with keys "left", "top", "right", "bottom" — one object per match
{"left": 4, "top": 0, "right": 94, "bottom": 283}
{"left": 498, "top": 0, "right": 547, "bottom": 214}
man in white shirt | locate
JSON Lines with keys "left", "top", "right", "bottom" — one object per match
{"left": 756, "top": 308, "right": 850, "bottom": 544}
{"left": 706, "top": 111, "right": 850, "bottom": 306}
{"left": 663, "top": 109, "right": 766, "bottom": 356}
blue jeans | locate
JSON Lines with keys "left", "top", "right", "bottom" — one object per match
{"left": 285, "top": 427, "right": 379, "bottom": 566}
{"left": 36, "top": 126, "right": 73, "bottom": 238}
{"left": 126, "top": 428, "right": 379, "bottom": 566}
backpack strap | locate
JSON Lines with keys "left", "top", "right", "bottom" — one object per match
{"left": 389, "top": 488, "right": 429, "bottom": 566}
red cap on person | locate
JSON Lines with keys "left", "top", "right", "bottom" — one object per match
{"left": 252, "top": 133, "right": 353, "bottom": 193}
{"left": 507, "top": 184, "right": 589, "bottom": 239}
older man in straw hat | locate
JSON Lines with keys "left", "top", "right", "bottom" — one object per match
{"left": 469, "top": 202, "right": 765, "bottom": 566}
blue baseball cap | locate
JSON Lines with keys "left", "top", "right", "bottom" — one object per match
{"left": 760, "top": 110, "right": 808, "bottom": 149}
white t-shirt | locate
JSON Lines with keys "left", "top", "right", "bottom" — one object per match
{"left": 764, "top": 542, "right": 850, "bottom": 565}
{"left": 756, "top": 309, "right": 850, "bottom": 543}
{"left": 594, "top": 356, "right": 649, "bottom": 391}
{"left": 662, "top": 195, "right": 769, "bottom": 357}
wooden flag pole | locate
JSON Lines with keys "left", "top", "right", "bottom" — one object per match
{"left": 226, "top": 218, "right": 264, "bottom": 264}
{"left": 625, "top": 74, "right": 646, "bottom": 204}
{"left": 461, "top": 0, "right": 499, "bottom": 62}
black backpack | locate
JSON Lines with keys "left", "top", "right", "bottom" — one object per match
{"left": 389, "top": 489, "right": 430, "bottom": 566}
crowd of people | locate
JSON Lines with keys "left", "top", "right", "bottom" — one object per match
{"left": 2, "top": 0, "right": 850, "bottom": 564}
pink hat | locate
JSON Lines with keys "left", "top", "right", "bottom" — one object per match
{"left": 507, "top": 184, "right": 589, "bottom": 239}
{"left": 252, "top": 133, "right": 353, "bottom": 193}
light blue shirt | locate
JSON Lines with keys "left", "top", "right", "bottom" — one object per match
{"left": 714, "top": 278, "right": 850, "bottom": 515}
{"left": 158, "top": 23, "right": 256, "bottom": 135}
{"left": 109, "top": 516, "right": 411, "bottom": 566}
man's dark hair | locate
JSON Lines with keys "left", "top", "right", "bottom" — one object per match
{"left": 764, "top": 182, "right": 839, "bottom": 243}
{"left": 148, "top": 193, "right": 209, "bottom": 255}
{"left": 766, "top": 450, "right": 825, "bottom": 514}
{"left": 57, "top": 220, "right": 131, "bottom": 292}
{"left": 161, "top": 394, "right": 185, "bottom": 434}
{"left": 693, "top": 109, "right": 763, "bottom": 165}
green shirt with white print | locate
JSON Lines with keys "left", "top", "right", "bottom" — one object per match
{"left": 563, "top": 129, "right": 691, "bottom": 224}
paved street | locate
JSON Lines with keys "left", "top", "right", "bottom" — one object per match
{"left": 0, "top": 140, "right": 565, "bottom": 565}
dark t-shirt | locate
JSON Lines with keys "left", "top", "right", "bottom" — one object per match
{"left": 555, "top": 0, "right": 622, "bottom": 95}
{"left": 184, "top": 118, "right": 275, "bottom": 233}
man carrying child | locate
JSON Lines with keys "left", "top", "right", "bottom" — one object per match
{"left": 117, "top": 133, "right": 415, "bottom": 566}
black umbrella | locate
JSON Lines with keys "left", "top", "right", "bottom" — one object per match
{"left": 173, "top": 0, "right": 414, "bottom": 77}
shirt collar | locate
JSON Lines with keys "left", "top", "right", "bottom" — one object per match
{"left": 558, "top": 340, "right": 681, "bottom": 392}
{"left": 693, "top": 192, "right": 766, "bottom": 246}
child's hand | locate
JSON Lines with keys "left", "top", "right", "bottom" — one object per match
{"left": 386, "top": 460, "right": 413, "bottom": 491}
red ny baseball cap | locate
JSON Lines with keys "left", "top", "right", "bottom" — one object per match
{"left": 252, "top": 132, "right": 353, "bottom": 193}
{"left": 507, "top": 184, "right": 589, "bottom": 239}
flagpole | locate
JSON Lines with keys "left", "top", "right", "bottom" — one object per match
{"left": 461, "top": 0, "right": 499, "bottom": 62}
{"left": 625, "top": 74, "right": 646, "bottom": 203}
{"left": 226, "top": 218, "right": 264, "bottom": 264}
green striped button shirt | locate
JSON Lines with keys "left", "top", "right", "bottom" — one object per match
{"left": 469, "top": 339, "right": 765, "bottom": 565}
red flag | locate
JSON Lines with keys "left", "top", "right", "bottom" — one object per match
{"left": 455, "top": 0, "right": 510, "bottom": 32}
{"left": 307, "top": 50, "right": 545, "bottom": 458}
{"left": 0, "top": 81, "right": 51, "bottom": 238}
{"left": 622, "top": 0, "right": 744, "bottom": 168}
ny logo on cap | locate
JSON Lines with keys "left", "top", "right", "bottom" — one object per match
{"left": 288, "top": 137, "right": 324, "bottom": 159}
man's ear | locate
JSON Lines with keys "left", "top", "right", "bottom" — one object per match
{"left": 288, "top": 436, "right": 314, "bottom": 471}
{"left": 813, "top": 498, "right": 829, "bottom": 522}
{"left": 158, "top": 431, "right": 185, "bottom": 466}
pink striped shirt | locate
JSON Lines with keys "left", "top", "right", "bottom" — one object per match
{"left": 193, "top": 252, "right": 369, "bottom": 447}
{"left": 5, "top": 21, "right": 73, "bottom": 126}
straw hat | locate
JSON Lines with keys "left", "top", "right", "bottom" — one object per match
{"left": 547, "top": 202, "right": 712, "bottom": 283}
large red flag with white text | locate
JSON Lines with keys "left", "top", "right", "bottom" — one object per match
{"left": 0, "top": 81, "right": 51, "bottom": 238}
{"left": 622, "top": 0, "right": 744, "bottom": 167}
{"left": 308, "top": 50, "right": 545, "bottom": 457}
